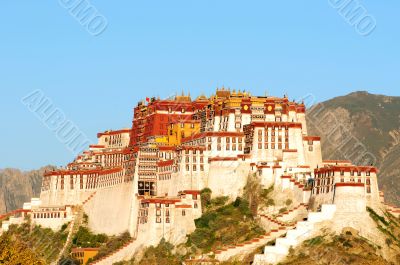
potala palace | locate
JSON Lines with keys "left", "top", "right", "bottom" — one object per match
{"left": 1, "top": 88, "right": 399, "bottom": 264}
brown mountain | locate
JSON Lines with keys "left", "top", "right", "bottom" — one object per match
{"left": 0, "top": 166, "right": 54, "bottom": 214}
{"left": 307, "top": 91, "right": 400, "bottom": 206}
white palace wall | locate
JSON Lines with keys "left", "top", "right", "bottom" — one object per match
{"left": 83, "top": 182, "right": 135, "bottom": 235}
{"left": 40, "top": 186, "right": 93, "bottom": 206}
{"left": 207, "top": 160, "right": 251, "bottom": 198}
{"left": 334, "top": 184, "right": 366, "bottom": 213}
{"left": 303, "top": 140, "right": 322, "bottom": 169}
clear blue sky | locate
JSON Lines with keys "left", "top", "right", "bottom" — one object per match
{"left": 0, "top": 1, "right": 399, "bottom": 170}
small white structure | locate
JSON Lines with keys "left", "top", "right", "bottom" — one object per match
{"left": 253, "top": 205, "right": 337, "bottom": 265}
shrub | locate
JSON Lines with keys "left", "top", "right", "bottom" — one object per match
{"left": 200, "top": 188, "right": 212, "bottom": 211}
{"left": 211, "top": 196, "right": 229, "bottom": 207}
{"left": 60, "top": 223, "right": 68, "bottom": 232}
{"left": 266, "top": 198, "right": 275, "bottom": 206}
{"left": 139, "top": 238, "right": 181, "bottom": 265}
{"left": 83, "top": 213, "right": 89, "bottom": 224}
{"left": 72, "top": 226, "right": 108, "bottom": 248}
{"left": 343, "top": 240, "right": 353, "bottom": 248}
{"left": 93, "top": 232, "right": 131, "bottom": 260}
{"left": 305, "top": 236, "right": 324, "bottom": 246}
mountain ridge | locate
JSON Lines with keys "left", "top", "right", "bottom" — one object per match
{"left": 0, "top": 166, "right": 54, "bottom": 214}
{"left": 307, "top": 91, "right": 400, "bottom": 206}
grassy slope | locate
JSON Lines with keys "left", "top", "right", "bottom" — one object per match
{"left": 0, "top": 221, "right": 68, "bottom": 264}
{"left": 186, "top": 196, "right": 265, "bottom": 253}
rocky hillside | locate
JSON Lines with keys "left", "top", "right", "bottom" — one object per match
{"left": 307, "top": 91, "right": 400, "bottom": 206}
{"left": 280, "top": 232, "right": 398, "bottom": 265}
{"left": 0, "top": 166, "right": 54, "bottom": 214}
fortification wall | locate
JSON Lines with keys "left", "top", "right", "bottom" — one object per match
{"left": 282, "top": 151, "right": 299, "bottom": 168}
{"left": 334, "top": 184, "right": 366, "bottom": 213}
{"left": 83, "top": 182, "right": 135, "bottom": 236}
{"left": 259, "top": 167, "right": 274, "bottom": 188}
{"left": 207, "top": 160, "right": 250, "bottom": 198}
{"left": 40, "top": 188, "right": 93, "bottom": 206}
{"left": 157, "top": 172, "right": 184, "bottom": 197}
{"left": 157, "top": 170, "right": 207, "bottom": 197}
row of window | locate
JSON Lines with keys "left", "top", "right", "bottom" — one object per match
{"left": 184, "top": 149, "right": 204, "bottom": 154}
{"left": 257, "top": 143, "right": 289, "bottom": 150}
{"left": 185, "top": 156, "right": 204, "bottom": 163}
{"left": 139, "top": 165, "right": 157, "bottom": 169}
{"left": 159, "top": 174, "right": 172, "bottom": 180}
{"left": 258, "top": 129, "right": 289, "bottom": 136}
{"left": 315, "top": 178, "right": 371, "bottom": 186}
{"left": 216, "top": 144, "right": 243, "bottom": 151}
{"left": 159, "top": 152, "right": 175, "bottom": 159}
{"left": 158, "top": 165, "right": 174, "bottom": 171}
{"left": 185, "top": 165, "right": 205, "bottom": 171}
{"left": 216, "top": 137, "right": 243, "bottom": 144}
{"left": 33, "top": 212, "right": 67, "bottom": 219}
{"left": 178, "top": 123, "right": 196, "bottom": 128}
{"left": 139, "top": 209, "right": 187, "bottom": 224}
{"left": 139, "top": 157, "right": 158, "bottom": 161}
{"left": 316, "top": 171, "right": 371, "bottom": 177}
{"left": 314, "top": 185, "right": 371, "bottom": 194}
{"left": 71, "top": 252, "right": 84, "bottom": 258}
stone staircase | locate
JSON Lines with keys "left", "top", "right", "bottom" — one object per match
{"left": 259, "top": 213, "right": 292, "bottom": 230}
{"left": 54, "top": 191, "right": 97, "bottom": 264}
{"left": 259, "top": 203, "right": 308, "bottom": 229}
{"left": 209, "top": 203, "right": 308, "bottom": 263}
{"left": 82, "top": 191, "right": 97, "bottom": 205}
{"left": 90, "top": 238, "right": 138, "bottom": 265}
{"left": 253, "top": 204, "right": 337, "bottom": 265}
{"left": 275, "top": 203, "right": 308, "bottom": 223}
{"left": 54, "top": 206, "right": 84, "bottom": 264}
{"left": 259, "top": 203, "right": 308, "bottom": 221}
{"left": 206, "top": 204, "right": 310, "bottom": 262}
{"left": 213, "top": 225, "right": 295, "bottom": 262}
{"left": 90, "top": 213, "right": 140, "bottom": 265}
